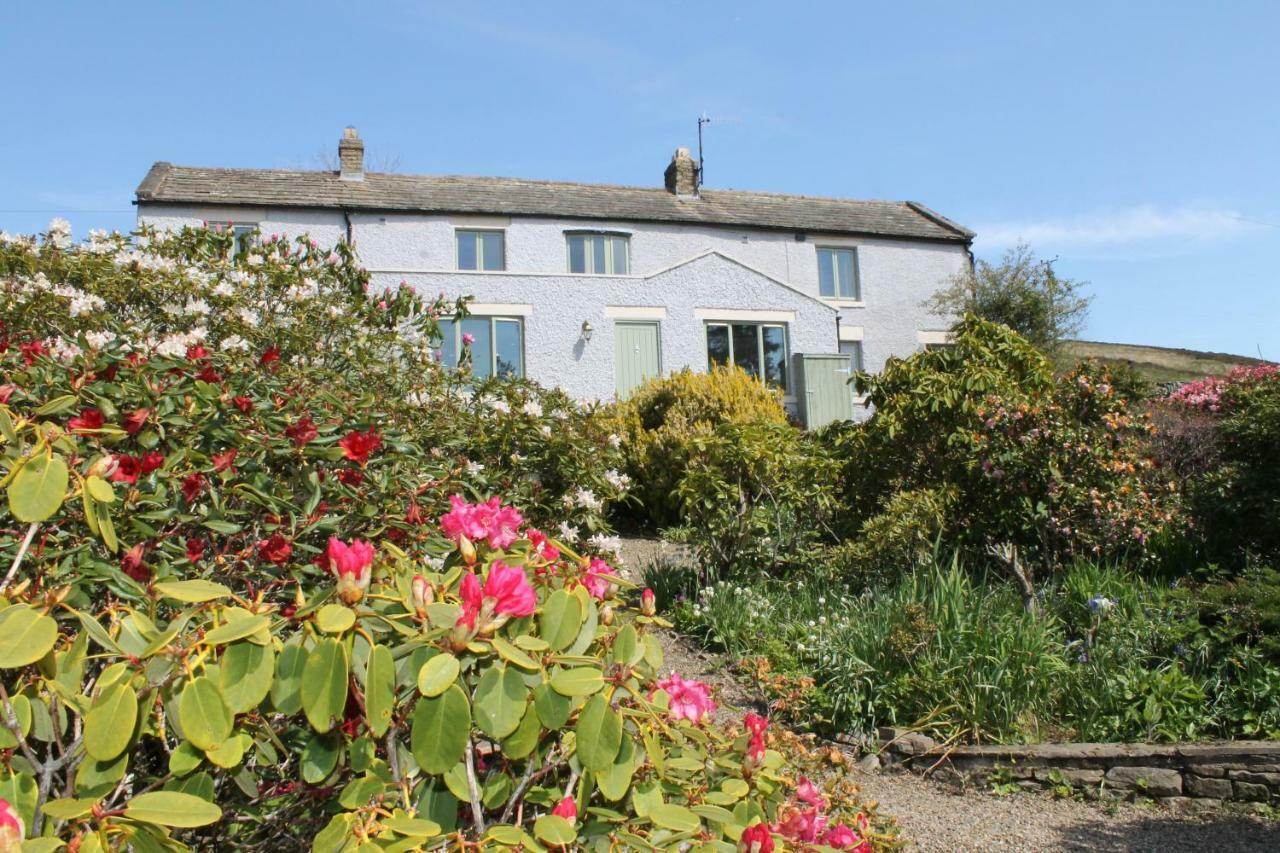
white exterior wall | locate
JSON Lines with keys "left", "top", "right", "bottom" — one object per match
{"left": 138, "top": 203, "right": 967, "bottom": 406}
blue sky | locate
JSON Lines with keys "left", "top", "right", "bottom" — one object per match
{"left": 3, "top": 1, "right": 1277, "bottom": 357}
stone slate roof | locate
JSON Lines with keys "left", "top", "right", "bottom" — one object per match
{"left": 135, "top": 163, "right": 974, "bottom": 243}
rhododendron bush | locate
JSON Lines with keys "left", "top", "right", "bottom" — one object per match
{"left": 0, "top": 226, "right": 894, "bottom": 850}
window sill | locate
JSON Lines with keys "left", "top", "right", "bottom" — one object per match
{"left": 823, "top": 299, "right": 865, "bottom": 308}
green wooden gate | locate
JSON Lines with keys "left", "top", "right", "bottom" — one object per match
{"left": 614, "top": 322, "right": 661, "bottom": 400}
{"left": 796, "top": 353, "right": 854, "bottom": 428}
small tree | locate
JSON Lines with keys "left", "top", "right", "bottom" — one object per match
{"left": 928, "top": 243, "right": 1091, "bottom": 352}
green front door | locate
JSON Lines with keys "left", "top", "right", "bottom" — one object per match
{"left": 614, "top": 322, "right": 661, "bottom": 400}
{"left": 798, "top": 353, "right": 854, "bottom": 428}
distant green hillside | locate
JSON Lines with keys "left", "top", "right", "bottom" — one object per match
{"left": 1060, "top": 340, "right": 1272, "bottom": 384}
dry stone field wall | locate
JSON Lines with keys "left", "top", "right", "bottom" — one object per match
{"left": 880, "top": 730, "right": 1280, "bottom": 806}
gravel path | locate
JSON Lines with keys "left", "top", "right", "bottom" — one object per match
{"left": 616, "top": 536, "right": 1280, "bottom": 852}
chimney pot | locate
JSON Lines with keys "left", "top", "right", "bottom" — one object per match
{"left": 664, "top": 147, "right": 699, "bottom": 197}
{"left": 338, "top": 127, "right": 364, "bottom": 181}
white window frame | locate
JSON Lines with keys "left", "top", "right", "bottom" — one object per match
{"left": 566, "top": 231, "right": 630, "bottom": 275}
{"left": 816, "top": 246, "right": 860, "bottom": 301}
{"left": 838, "top": 339, "right": 864, "bottom": 372}
{"left": 455, "top": 228, "right": 506, "bottom": 272}
{"left": 207, "top": 221, "right": 258, "bottom": 256}
{"left": 704, "top": 321, "right": 789, "bottom": 390}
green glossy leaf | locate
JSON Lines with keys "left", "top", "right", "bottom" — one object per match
{"left": 315, "top": 604, "right": 356, "bottom": 634}
{"left": 364, "top": 644, "right": 395, "bottom": 738}
{"left": 301, "top": 638, "right": 349, "bottom": 732}
{"left": 178, "top": 677, "right": 232, "bottom": 751}
{"left": 202, "top": 614, "right": 270, "bottom": 646}
{"left": 0, "top": 605, "right": 58, "bottom": 669}
{"left": 549, "top": 666, "right": 603, "bottom": 697}
{"left": 574, "top": 694, "right": 622, "bottom": 772}
{"left": 219, "top": 641, "right": 274, "bottom": 714}
{"left": 301, "top": 732, "right": 341, "bottom": 784}
{"left": 596, "top": 735, "right": 636, "bottom": 801}
{"left": 271, "top": 641, "right": 308, "bottom": 714}
{"left": 153, "top": 580, "right": 231, "bottom": 603}
{"left": 500, "top": 704, "right": 541, "bottom": 760}
{"left": 205, "top": 733, "right": 251, "bottom": 769}
{"left": 533, "top": 815, "right": 576, "bottom": 845}
{"left": 472, "top": 665, "right": 527, "bottom": 740}
{"left": 84, "top": 681, "right": 138, "bottom": 761}
{"left": 490, "top": 636, "right": 540, "bottom": 671}
{"left": 416, "top": 653, "right": 459, "bottom": 697}
{"left": 123, "top": 791, "right": 223, "bottom": 828}
{"left": 41, "top": 796, "right": 99, "bottom": 820}
{"left": 381, "top": 816, "right": 442, "bottom": 838}
{"left": 8, "top": 454, "right": 69, "bottom": 522}
{"left": 649, "top": 803, "right": 701, "bottom": 833}
{"left": 168, "top": 741, "right": 204, "bottom": 776}
{"left": 410, "top": 684, "right": 470, "bottom": 775}
{"left": 611, "top": 624, "right": 638, "bottom": 666}
{"left": 539, "top": 590, "right": 581, "bottom": 652}
{"left": 533, "top": 682, "right": 572, "bottom": 730}
{"left": 0, "top": 694, "right": 30, "bottom": 749}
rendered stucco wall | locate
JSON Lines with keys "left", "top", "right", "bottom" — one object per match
{"left": 138, "top": 203, "right": 966, "bottom": 402}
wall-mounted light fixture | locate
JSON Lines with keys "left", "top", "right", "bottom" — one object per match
{"left": 580, "top": 320, "right": 594, "bottom": 342}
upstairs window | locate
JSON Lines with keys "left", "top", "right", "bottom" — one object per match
{"left": 436, "top": 316, "right": 524, "bottom": 378}
{"left": 456, "top": 229, "right": 505, "bottom": 271}
{"left": 705, "top": 322, "right": 788, "bottom": 390}
{"left": 817, "top": 247, "right": 859, "bottom": 300}
{"left": 208, "top": 221, "right": 258, "bottom": 256}
{"left": 567, "top": 232, "right": 629, "bottom": 274}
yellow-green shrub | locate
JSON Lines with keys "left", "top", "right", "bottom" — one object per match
{"left": 615, "top": 367, "right": 789, "bottom": 525}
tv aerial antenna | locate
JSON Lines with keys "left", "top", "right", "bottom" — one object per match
{"left": 697, "top": 112, "right": 711, "bottom": 188}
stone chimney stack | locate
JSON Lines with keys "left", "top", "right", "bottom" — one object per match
{"left": 338, "top": 127, "right": 364, "bottom": 181}
{"left": 664, "top": 147, "right": 699, "bottom": 196}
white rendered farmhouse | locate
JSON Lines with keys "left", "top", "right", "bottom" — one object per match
{"left": 135, "top": 128, "right": 973, "bottom": 423}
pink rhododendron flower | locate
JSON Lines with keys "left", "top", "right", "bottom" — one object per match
{"left": 821, "top": 824, "right": 869, "bottom": 850}
{"left": 526, "top": 528, "right": 560, "bottom": 562}
{"left": 796, "top": 777, "right": 826, "bottom": 809}
{"left": 739, "top": 823, "right": 774, "bottom": 852}
{"left": 453, "top": 561, "right": 537, "bottom": 642}
{"left": 652, "top": 673, "right": 716, "bottom": 723}
{"left": 773, "top": 806, "right": 827, "bottom": 844}
{"left": 640, "top": 587, "right": 656, "bottom": 617}
{"left": 745, "top": 712, "right": 768, "bottom": 763}
{"left": 550, "top": 796, "right": 577, "bottom": 821}
{"left": 0, "top": 797, "right": 23, "bottom": 848}
{"left": 462, "top": 333, "right": 475, "bottom": 345}
{"left": 325, "top": 537, "right": 375, "bottom": 605}
{"left": 583, "top": 557, "right": 617, "bottom": 600}
{"left": 439, "top": 495, "right": 525, "bottom": 554}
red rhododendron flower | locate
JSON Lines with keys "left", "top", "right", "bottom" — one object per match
{"left": 405, "top": 502, "right": 426, "bottom": 525}
{"left": 0, "top": 384, "right": 16, "bottom": 404}
{"left": 140, "top": 451, "right": 166, "bottom": 474}
{"left": 325, "top": 537, "right": 375, "bottom": 605}
{"left": 336, "top": 468, "right": 363, "bottom": 486}
{"left": 739, "top": 823, "right": 774, "bottom": 853}
{"left": 259, "top": 345, "right": 280, "bottom": 366}
{"left": 122, "top": 408, "right": 150, "bottom": 435}
{"left": 68, "top": 408, "right": 105, "bottom": 432}
{"left": 583, "top": 557, "right": 617, "bottom": 601}
{"left": 110, "top": 455, "right": 142, "bottom": 484}
{"left": 186, "top": 537, "right": 205, "bottom": 563}
{"left": 257, "top": 533, "right": 293, "bottom": 565}
{"left": 196, "top": 363, "right": 222, "bottom": 383}
{"left": 456, "top": 569, "right": 483, "bottom": 630}
{"left": 550, "top": 796, "right": 577, "bottom": 821}
{"left": 0, "top": 797, "right": 24, "bottom": 848}
{"left": 745, "top": 712, "right": 769, "bottom": 763}
{"left": 651, "top": 673, "right": 717, "bottom": 723}
{"left": 121, "top": 543, "right": 150, "bottom": 583}
{"left": 526, "top": 528, "right": 560, "bottom": 561}
{"left": 232, "top": 395, "right": 254, "bottom": 414}
{"left": 285, "top": 417, "right": 318, "bottom": 448}
{"left": 641, "top": 587, "right": 656, "bottom": 617}
{"left": 186, "top": 345, "right": 210, "bottom": 361}
{"left": 20, "top": 340, "right": 48, "bottom": 365}
{"left": 338, "top": 428, "right": 381, "bottom": 465}
{"left": 181, "top": 472, "right": 206, "bottom": 503}
{"left": 439, "top": 495, "right": 524, "bottom": 554}
{"left": 211, "top": 449, "right": 237, "bottom": 473}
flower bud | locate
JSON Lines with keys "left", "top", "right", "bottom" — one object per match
{"left": 411, "top": 574, "right": 434, "bottom": 619}
{"left": 0, "top": 797, "right": 24, "bottom": 851}
{"left": 640, "top": 588, "right": 656, "bottom": 617}
{"left": 87, "top": 455, "right": 119, "bottom": 480}
{"left": 458, "top": 535, "right": 477, "bottom": 565}
{"left": 600, "top": 605, "right": 615, "bottom": 627}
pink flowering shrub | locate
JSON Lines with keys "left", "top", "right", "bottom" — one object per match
{"left": 1167, "top": 363, "right": 1279, "bottom": 413}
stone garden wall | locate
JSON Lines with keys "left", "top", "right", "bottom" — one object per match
{"left": 877, "top": 728, "right": 1280, "bottom": 806}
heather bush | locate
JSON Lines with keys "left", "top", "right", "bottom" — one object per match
{"left": 613, "top": 367, "right": 789, "bottom": 527}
